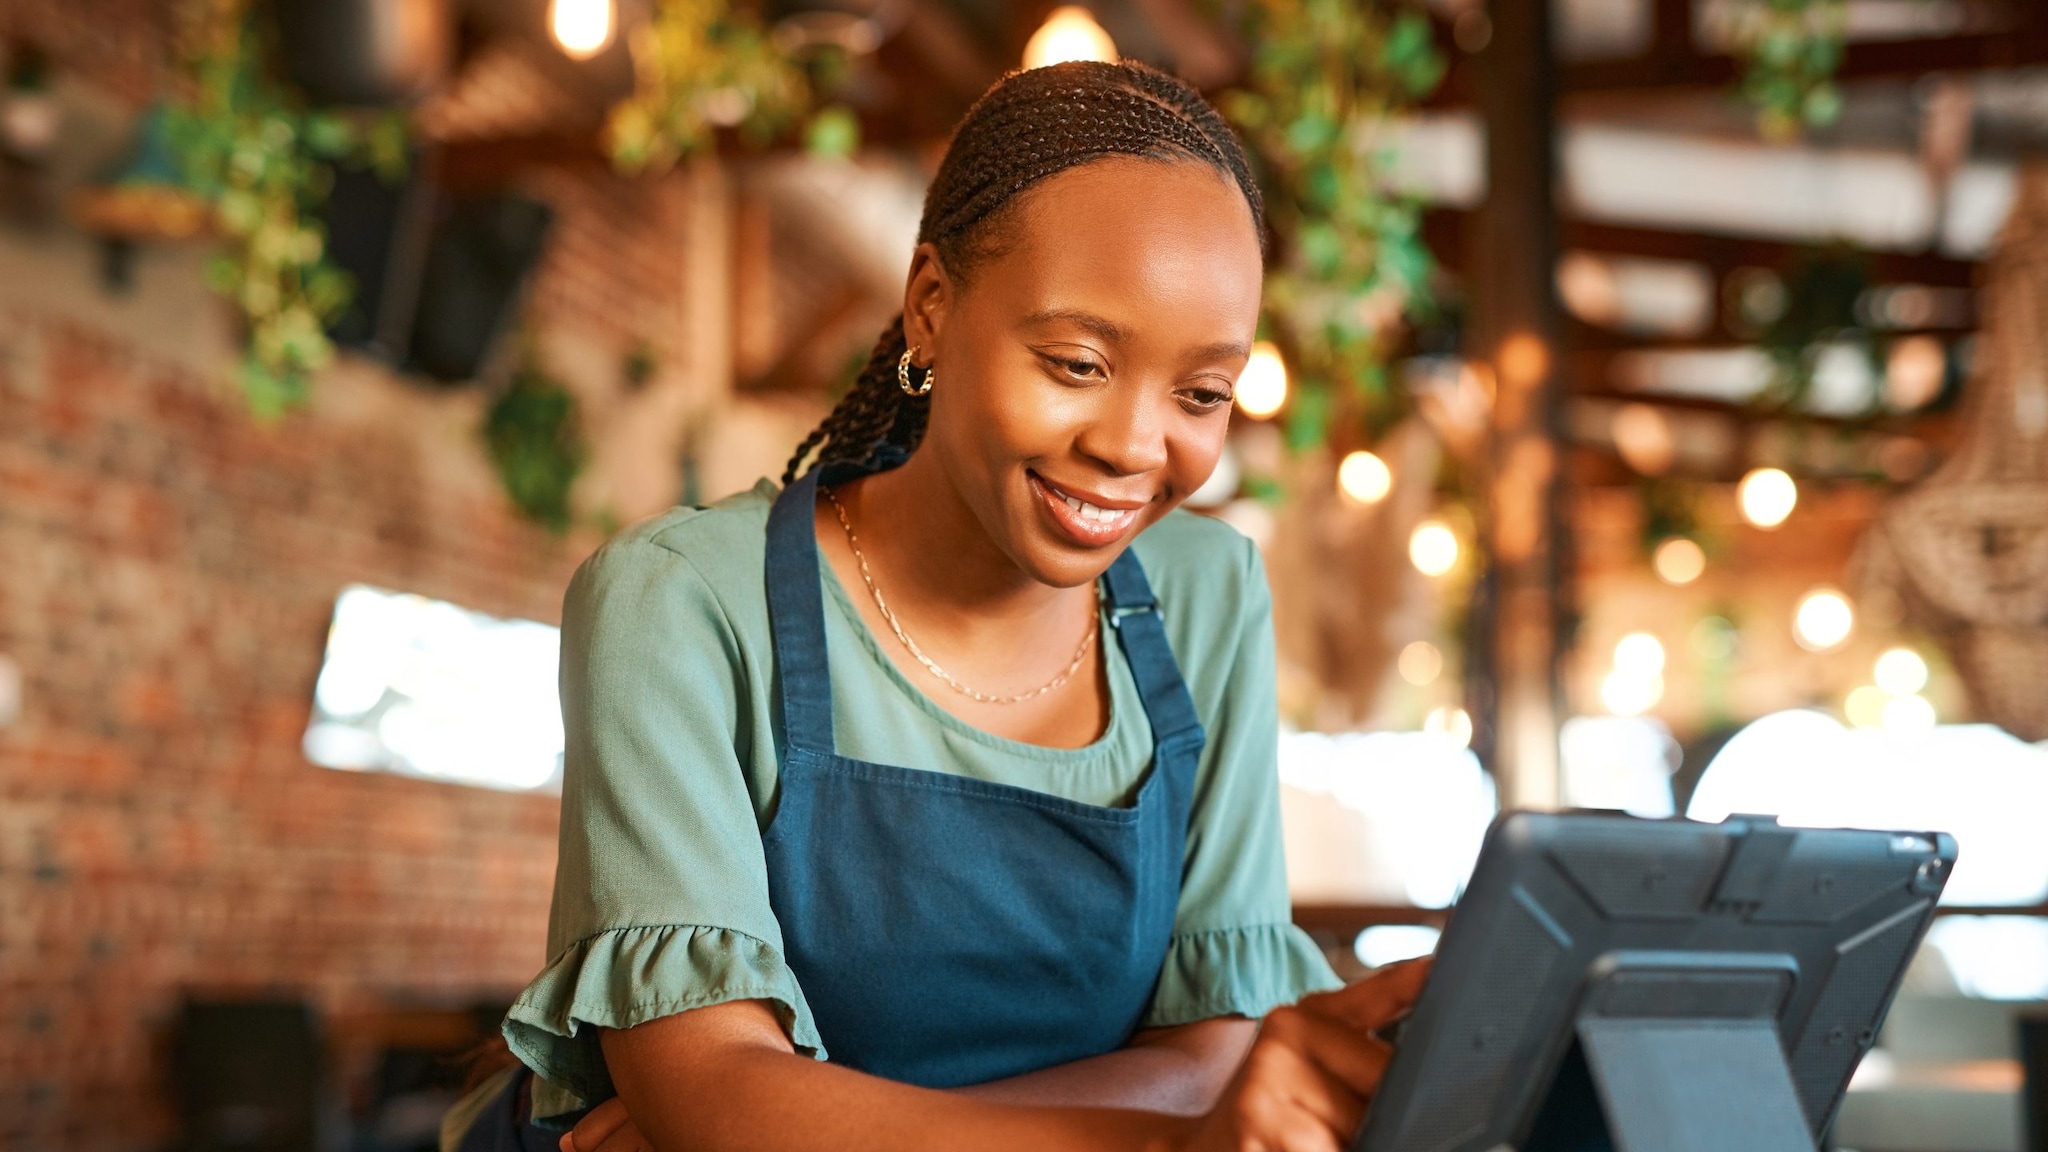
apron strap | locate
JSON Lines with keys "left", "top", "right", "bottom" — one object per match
{"left": 1101, "top": 549, "right": 1206, "bottom": 750}
{"left": 765, "top": 467, "right": 838, "bottom": 754}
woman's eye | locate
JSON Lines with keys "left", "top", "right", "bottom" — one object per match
{"left": 1044, "top": 354, "right": 1105, "bottom": 380}
{"left": 1182, "top": 386, "right": 1234, "bottom": 411}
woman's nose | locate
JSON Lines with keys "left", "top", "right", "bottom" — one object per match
{"left": 1074, "top": 387, "right": 1172, "bottom": 476}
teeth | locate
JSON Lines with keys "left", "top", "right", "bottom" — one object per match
{"left": 1058, "top": 492, "right": 1126, "bottom": 524}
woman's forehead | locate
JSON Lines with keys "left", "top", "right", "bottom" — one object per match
{"left": 974, "top": 158, "right": 1264, "bottom": 338}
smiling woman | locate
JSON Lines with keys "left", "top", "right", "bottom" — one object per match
{"left": 458, "top": 61, "right": 1427, "bottom": 1152}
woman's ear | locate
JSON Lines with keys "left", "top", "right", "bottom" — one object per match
{"left": 900, "top": 242, "right": 951, "bottom": 362}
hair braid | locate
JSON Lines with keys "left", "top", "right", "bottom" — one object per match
{"left": 783, "top": 60, "right": 1262, "bottom": 485}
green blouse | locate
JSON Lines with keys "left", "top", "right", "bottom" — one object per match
{"left": 504, "top": 479, "right": 1339, "bottom": 1112}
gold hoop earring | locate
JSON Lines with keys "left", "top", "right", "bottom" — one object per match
{"left": 898, "top": 347, "right": 933, "bottom": 397}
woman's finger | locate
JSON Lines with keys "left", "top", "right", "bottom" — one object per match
{"left": 1263, "top": 1007, "right": 1395, "bottom": 1101}
{"left": 1241, "top": 1026, "right": 1368, "bottom": 1138}
{"left": 589, "top": 1119, "right": 654, "bottom": 1152}
{"left": 566, "top": 1097, "right": 633, "bottom": 1152}
{"left": 1298, "top": 958, "right": 1432, "bottom": 1033}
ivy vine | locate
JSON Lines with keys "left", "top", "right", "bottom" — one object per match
{"left": 1222, "top": 0, "right": 1446, "bottom": 455}
{"left": 485, "top": 357, "right": 587, "bottom": 534}
{"left": 166, "top": 0, "right": 405, "bottom": 419}
{"left": 605, "top": 0, "right": 836, "bottom": 174}
{"left": 1725, "top": 0, "right": 1848, "bottom": 141}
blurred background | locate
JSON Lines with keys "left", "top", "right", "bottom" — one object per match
{"left": 1, "top": 0, "right": 2046, "bottom": 1148}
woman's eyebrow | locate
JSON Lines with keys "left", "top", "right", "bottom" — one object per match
{"left": 1022, "top": 310, "right": 1250, "bottom": 363}
{"left": 1023, "top": 308, "right": 1132, "bottom": 344}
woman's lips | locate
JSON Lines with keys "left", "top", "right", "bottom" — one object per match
{"left": 1028, "top": 472, "right": 1145, "bottom": 548}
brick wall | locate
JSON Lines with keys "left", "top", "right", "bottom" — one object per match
{"left": 0, "top": 291, "right": 594, "bottom": 1149}
{"left": 0, "top": 6, "right": 733, "bottom": 1146}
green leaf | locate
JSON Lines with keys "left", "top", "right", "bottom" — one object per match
{"left": 803, "top": 104, "right": 860, "bottom": 159}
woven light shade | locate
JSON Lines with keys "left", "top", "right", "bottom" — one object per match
{"left": 1859, "top": 166, "right": 2048, "bottom": 740}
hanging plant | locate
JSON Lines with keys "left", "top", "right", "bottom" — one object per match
{"left": 1221, "top": 0, "right": 1445, "bottom": 456}
{"left": 1722, "top": 0, "right": 1849, "bottom": 141}
{"left": 164, "top": 0, "right": 406, "bottom": 419}
{"left": 485, "top": 357, "right": 587, "bottom": 534}
{"left": 605, "top": 0, "right": 851, "bottom": 174}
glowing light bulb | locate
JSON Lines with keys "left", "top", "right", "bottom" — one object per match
{"left": 1793, "top": 588, "right": 1854, "bottom": 652}
{"left": 1424, "top": 706, "right": 1473, "bottom": 748}
{"left": 1874, "top": 648, "right": 1929, "bottom": 696}
{"left": 1652, "top": 538, "right": 1706, "bottom": 586}
{"left": 1023, "top": 6, "right": 1117, "bottom": 69}
{"left": 550, "top": 0, "right": 614, "bottom": 58}
{"left": 1235, "top": 341, "right": 1287, "bottom": 418}
{"left": 1410, "top": 520, "right": 1459, "bottom": 577}
{"left": 1398, "top": 641, "right": 1442, "bottom": 686}
{"left": 1600, "top": 669, "right": 1664, "bottom": 716}
{"left": 1738, "top": 467, "right": 1798, "bottom": 529}
{"left": 1614, "top": 633, "right": 1666, "bottom": 677}
{"left": 1845, "top": 685, "right": 1888, "bottom": 728}
{"left": 1338, "top": 450, "right": 1392, "bottom": 505}
{"left": 1882, "top": 693, "right": 1937, "bottom": 729}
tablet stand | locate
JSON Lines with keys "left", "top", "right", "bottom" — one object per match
{"left": 1525, "top": 1016, "right": 1816, "bottom": 1152}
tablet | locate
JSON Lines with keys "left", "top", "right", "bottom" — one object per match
{"left": 1354, "top": 811, "right": 1955, "bottom": 1152}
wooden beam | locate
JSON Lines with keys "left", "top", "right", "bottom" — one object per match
{"left": 1466, "top": 0, "right": 1570, "bottom": 810}
{"left": 1428, "top": 4, "right": 2048, "bottom": 106}
{"left": 1424, "top": 210, "right": 1982, "bottom": 290}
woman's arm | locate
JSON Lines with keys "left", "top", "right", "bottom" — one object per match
{"left": 600, "top": 1000, "right": 1187, "bottom": 1152}
{"left": 564, "top": 962, "right": 1428, "bottom": 1152}
{"left": 948, "top": 1018, "right": 1255, "bottom": 1115}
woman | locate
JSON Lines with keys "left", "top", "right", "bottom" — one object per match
{"left": 460, "top": 60, "right": 1425, "bottom": 1152}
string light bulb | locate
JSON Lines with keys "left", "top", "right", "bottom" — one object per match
{"left": 1738, "top": 467, "right": 1798, "bottom": 528}
{"left": 1235, "top": 341, "right": 1287, "bottom": 418}
{"left": 1410, "top": 520, "right": 1459, "bottom": 577}
{"left": 1338, "top": 450, "right": 1392, "bottom": 505}
{"left": 549, "top": 0, "right": 615, "bottom": 58}
{"left": 1793, "top": 587, "right": 1854, "bottom": 652}
{"left": 1652, "top": 538, "right": 1706, "bottom": 585}
{"left": 1023, "top": 6, "right": 1117, "bottom": 69}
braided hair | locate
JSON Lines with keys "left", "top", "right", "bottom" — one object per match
{"left": 781, "top": 60, "right": 1265, "bottom": 484}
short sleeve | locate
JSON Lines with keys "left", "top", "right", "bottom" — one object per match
{"left": 502, "top": 533, "right": 824, "bottom": 1112}
{"left": 1144, "top": 536, "right": 1341, "bottom": 1027}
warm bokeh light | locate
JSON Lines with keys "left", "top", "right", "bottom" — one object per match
{"left": 1398, "top": 641, "right": 1443, "bottom": 686}
{"left": 1882, "top": 693, "right": 1938, "bottom": 730}
{"left": 1885, "top": 336, "right": 1946, "bottom": 411}
{"left": 1410, "top": 520, "right": 1459, "bottom": 577}
{"left": 1600, "top": 669, "right": 1665, "bottom": 716}
{"left": 1793, "top": 587, "right": 1854, "bottom": 652}
{"left": 1874, "top": 648, "right": 1931, "bottom": 696}
{"left": 1023, "top": 6, "right": 1117, "bottom": 69}
{"left": 1424, "top": 705, "right": 1473, "bottom": 748}
{"left": 1652, "top": 537, "right": 1706, "bottom": 585}
{"left": 549, "top": 0, "right": 615, "bottom": 59}
{"left": 1613, "top": 633, "right": 1666, "bottom": 677}
{"left": 1844, "top": 684, "right": 1889, "bottom": 728}
{"left": 1611, "top": 403, "right": 1675, "bottom": 475}
{"left": 1338, "top": 450, "right": 1392, "bottom": 505}
{"left": 1235, "top": 341, "right": 1288, "bottom": 419}
{"left": 1497, "top": 332, "right": 1550, "bottom": 388}
{"left": 1738, "top": 467, "right": 1798, "bottom": 528}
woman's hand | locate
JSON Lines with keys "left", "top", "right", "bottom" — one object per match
{"left": 561, "top": 1097, "right": 646, "bottom": 1152}
{"left": 1178, "top": 959, "right": 1430, "bottom": 1152}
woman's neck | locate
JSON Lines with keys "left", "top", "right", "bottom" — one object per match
{"left": 841, "top": 451, "right": 1071, "bottom": 631}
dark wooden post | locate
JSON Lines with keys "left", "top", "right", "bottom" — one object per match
{"left": 1466, "top": 0, "right": 1570, "bottom": 808}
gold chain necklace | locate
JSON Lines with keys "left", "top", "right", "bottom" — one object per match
{"left": 823, "top": 486, "right": 1098, "bottom": 705}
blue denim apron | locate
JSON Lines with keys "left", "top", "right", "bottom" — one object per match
{"left": 466, "top": 464, "right": 1203, "bottom": 1143}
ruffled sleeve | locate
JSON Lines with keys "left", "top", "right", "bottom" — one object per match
{"left": 1146, "top": 533, "right": 1341, "bottom": 1022}
{"left": 504, "top": 924, "right": 827, "bottom": 1108}
{"left": 506, "top": 529, "right": 820, "bottom": 1119}
{"left": 1144, "top": 923, "right": 1343, "bottom": 1028}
